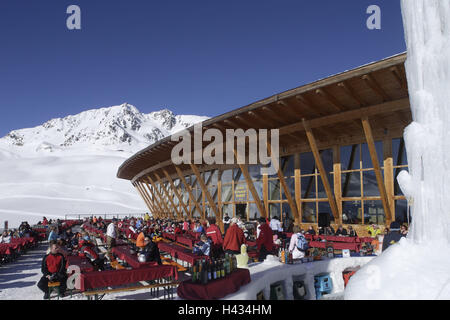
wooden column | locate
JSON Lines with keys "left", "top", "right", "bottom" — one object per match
{"left": 361, "top": 117, "right": 393, "bottom": 224}
{"left": 302, "top": 119, "right": 340, "bottom": 223}
{"left": 161, "top": 170, "right": 190, "bottom": 219}
{"left": 333, "top": 145, "right": 343, "bottom": 220}
{"left": 294, "top": 153, "right": 302, "bottom": 225}
{"left": 153, "top": 174, "right": 182, "bottom": 220}
{"left": 175, "top": 166, "right": 202, "bottom": 219}
{"left": 263, "top": 173, "right": 268, "bottom": 218}
{"left": 383, "top": 137, "right": 395, "bottom": 225}
{"left": 189, "top": 163, "right": 221, "bottom": 223}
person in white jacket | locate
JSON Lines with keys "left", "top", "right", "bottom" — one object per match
{"left": 288, "top": 226, "right": 306, "bottom": 260}
{"left": 0, "top": 231, "right": 11, "bottom": 243}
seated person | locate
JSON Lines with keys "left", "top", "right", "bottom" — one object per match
{"left": 348, "top": 225, "right": 357, "bottom": 237}
{"left": 335, "top": 225, "right": 348, "bottom": 236}
{"left": 324, "top": 226, "right": 335, "bottom": 236}
{"left": 37, "top": 243, "right": 67, "bottom": 299}
{"left": 78, "top": 237, "right": 105, "bottom": 271}
{"left": 0, "top": 231, "right": 11, "bottom": 243}
{"left": 306, "top": 225, "right": 316, "bottom": 236}
{"left": 174, "top": 224, "right": 183, "bottom": 235}
{"left": 141, "top": 237, "right": 162, "bottom": 264}
{"left": 193, "top": 234, "right": 211, "bottom": 256}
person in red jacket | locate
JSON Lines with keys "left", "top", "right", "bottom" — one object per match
{"left": 37, "top": 243, "right": 67, "bottom": 299}
{"left": 206, "top": 217, "right": 223, "bottom": 258}
{"left": 256, "top": 217, "right": 273, "bottom": 261}
{"left": 223, "top": 218, "right": 246, "bottom": 254}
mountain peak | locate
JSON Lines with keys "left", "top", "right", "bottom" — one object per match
{"left": 0, "top": 104, "right": 209, "bottom": 156}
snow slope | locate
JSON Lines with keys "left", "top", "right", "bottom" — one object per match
{"left": 0, "top": 103, "right": 208, "bottom": 228}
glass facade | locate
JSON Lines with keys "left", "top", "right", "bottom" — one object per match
{"left": 141, "top": 137, "right": 407, "bottom": 227}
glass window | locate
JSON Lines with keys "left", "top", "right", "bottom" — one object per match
{"left": 221, "top": 184, "right": 233, "bottom": 202}
{"left": 361, "top": 141, "right": 383, "bottom": 168}
{"left": 203, "top": 171, "right": 211, "bottom": 184}
{"left": 269, "top": 203, "right": 281, "bottom": 219}
{"left": 341, "top": 144, "right": 360, "bottom": 170}
{"left": 363, "top": 170, "right": 380, "bottom": 197}
{"left": 321, "top": 149, "right": 333, "bottom": 173}
{"left": 282, "top": 177, "right": 295, "bottom": 200}
{"left": 221, "top": 169, "right": 233, "bottom": 183}
{"left": 318, "top": 202, "right": 334, "bottom": 222}
{"left": 395, "top": 199, "right": 409, "bottom": 224}
{"left": 222, "top": 204, "right": 233, "bottom": 218}
{"left": 282, "top": 156, "right": 295, "bottom": 177}
{"left": 301, "top": 176, "right": 316, "bottom": 199}
{"left": 393, "top": 138, "right": 408, "bottom": 166}
{"left": 317, "top": 174, "right": 334, "bottom": 199}
{"left": 248, "top": 179, "right": 263, "bottom": 201}
{"left": 210, "top": 170, "right": 218, "bottom": 186}
{"left": 248, "top": 164, "right": 262, "bottom": 180}
{"left": 248, "top": 203, "right": 259, "bottom": 221}
{"left": 234, "top": 168, "right": 244, "bottom": 181}
{"left": 269, "top": 179, "right": 281, "bottom": 200}
{"left": 300, "top": 152, "right": 315, "bottom": 174}
{"left": 282, "top": 202, "right": 293, "bottom": 227}
{"left": 364, "top": 200, "right": 385, "bottom": 225}
{"left": 342, "top": 201, "right": 362, "bottom": 224}
{"left": 302, "top": 202, "right": 317, "bottom": 223}
{"left": 341, "top": 172, "right": 361, "bottom": 197}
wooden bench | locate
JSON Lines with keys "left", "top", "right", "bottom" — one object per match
{"left": 48, "top": 281, "right": 61, "bottom": 300}
{"left": 82, "top": 279, "right": 180, "bottom": 300}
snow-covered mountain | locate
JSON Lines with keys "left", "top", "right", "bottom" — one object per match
{"left": 0, "top": 103, "right": 208, "bottom": 157}
{"left": 0, "top": 104, "right": 208, "bottom": 228}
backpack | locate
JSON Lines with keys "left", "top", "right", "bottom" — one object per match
{"left": 296, "top": 233, "right": 309, "bottom": 251}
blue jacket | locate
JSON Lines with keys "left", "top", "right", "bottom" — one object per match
{"left": 48, "top": 231, "right": 58, "bottom": 242}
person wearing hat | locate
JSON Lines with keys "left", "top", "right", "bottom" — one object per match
{"left": 382, "top": 221, "right": 403, "bottom": 251}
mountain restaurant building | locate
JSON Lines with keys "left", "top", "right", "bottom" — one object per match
{"left": 117, "top": 53, "right": 411, "bottom": 236}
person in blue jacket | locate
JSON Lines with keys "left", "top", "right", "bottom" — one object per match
{"left": 47, "top": 226, "right": 58, "bottom": 242}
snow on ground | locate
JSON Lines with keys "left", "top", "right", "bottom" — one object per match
{"left": 0, "top": 154, "right": 147, "bottom": 228}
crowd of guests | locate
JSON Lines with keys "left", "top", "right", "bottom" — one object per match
{"left": 0, "top": 221, "right": 38, "bottom": 244}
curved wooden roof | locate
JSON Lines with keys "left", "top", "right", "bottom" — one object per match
{"left": 117, "top": 53, "right": 410, "bottom": 182}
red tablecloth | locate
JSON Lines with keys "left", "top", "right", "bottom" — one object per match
{"left": 176, "top": 235, "right": 194, "bottom": 248}
{"left": 177, "top": 268, "right": 251, "bottom": 300}
{"left": 158, "top": 242, "right": 208, "bottom": 265}
{"left": 112, "top": 246, "right": 158, "bottom": 269}
{"left": 80, "top": 265, "right": 178, "bottom": 291}
{"left": 309, "top": 241, "right": 360, "bottom": 252}
{"left": 186, "top": 231, "right": 201, "bottom": 240}
{"left": 162, "top": 232, "right": 177, "bottom": 241}
{"left": 66, "top": 255, "right": 95, "bottom": 273}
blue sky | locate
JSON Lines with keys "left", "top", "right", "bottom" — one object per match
{"left": 0, "top": 0, "right": 406, "bottom": 137}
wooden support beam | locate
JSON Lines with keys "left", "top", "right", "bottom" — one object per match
{"left": 337, "top": 81, "right": 366, "bottom": 107}
{"left": 302, "top": 119, "right": 340, "bottom": 223}
{"left": 315, "top": 88, "right": 345, "bottom": 112}
{"left": 174, "top": 166, "right": 203, "bottom": 219}
{"left": 136, "top": 181, "right": 157, "bottom": 216}
{"left": 383, "top": 138, "right": 395, "bottom": 223}
{"left": 362, "top": 74, "right": 391, "bottom": 101}
{"left": 295, "top": 95, "right": 322, "bottom": 117}
{"left": 390, "top": 66, "right": 407, "bottom": 90}
{"left": 266, "top": 140, "right": 300, "bottom": 225}
{"left": 361, "top": 117, "right": 393, "bottom": 224}
{"left": 277, "top": 101, "right": 303, "bottom": 121}
{"left": 147, "top": 176, "right": 175, "bottom": 219}
{"left": 162, "top": 169, "right": 190, "bottom": 219}
{"left": 263, "top": 174, "right": 268, "bottom": 218}
{"left": 153, "top": 174, "right": 182, "bottom": 220}
{"left": 294, "top": 154, "right": 302, "bottom": 225}
{"left": 279, "top": 98, "right": 410, "bottom": 137}
{"left": 189, "top": 163, "right": 221, "bottom": 222}
{"left": 144, "top": 177, "right": 171, "bottom": 218}
{"left": 134, "top": 182, "right": 156, "bottom": 216}
{"left": 140, "top": 181, "right": 164, "bottom": 218}
{"left": 333, "top": 145, "right": 343, "bottom": 219}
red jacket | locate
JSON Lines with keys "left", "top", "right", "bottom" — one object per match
{"left": 223, "top": 224, "right": 246, "bottom": 252}
{"left": 206, "top": 224, "right": 223, "bottom": 246}
{"left": 257, "top": 223, "right": 274, "bottom": 251}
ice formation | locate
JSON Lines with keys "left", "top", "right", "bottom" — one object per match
{"left": 345, "top": 0, "right": 450, "bottom": 299}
